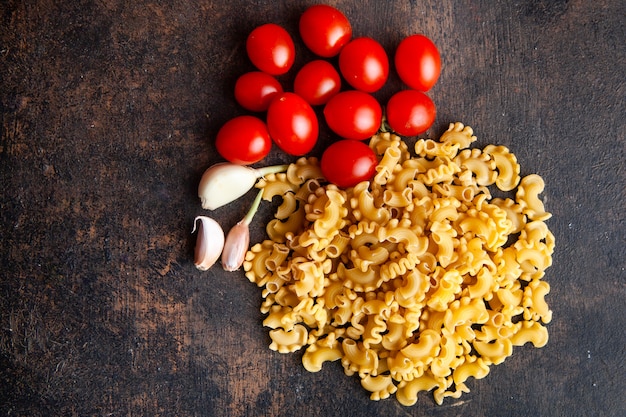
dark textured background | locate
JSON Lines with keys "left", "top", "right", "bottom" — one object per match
{"left": 1, "top": 0, "right": 624, "bottom": 416}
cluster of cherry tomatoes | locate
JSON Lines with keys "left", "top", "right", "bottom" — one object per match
{"left": 215, "top": 4, "right": 441, "bottom": 188}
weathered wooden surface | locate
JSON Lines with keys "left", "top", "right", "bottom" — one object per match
{"left": 1, "top": 0, "right": 624, "bottom": 416}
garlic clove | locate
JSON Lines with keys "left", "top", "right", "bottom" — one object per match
{"left": 198, "top": 163, "right": 289, "bottom": 210}
{"left": 221, "top": 221, "right": 250, "bottom": 271}
{"left": 221, "top": 188, "right": 264, "bottom": 271}
{"left": 198, "top": 163, "right": 258, "bottom": 210}
{"left": 192, "top": 216, "right": 225, "bottom": 270}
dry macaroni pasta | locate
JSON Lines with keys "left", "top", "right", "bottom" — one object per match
{"left": 243, "top": 122, "right": 554, "bottom": 406}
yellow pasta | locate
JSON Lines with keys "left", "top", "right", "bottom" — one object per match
{"left": 243, "top": 123, "right": 554, "bottom": 407}
{"left": 455, "top": 148, "right": 497, "bottom": 186}
{"left": 383, "top": 187, "right": 413, "bottom": 207}
{"left": 430, "top": 220, "right": 457, "bottom": 267}
{"left": 510, "top": 320, "right": 549, "bottom": 348}
{"left": 286, "top": 156, "right": 324, "bottom": 185}
{"left": 484, "top": 144, "right": 521, "bottom": 191}
{"left": 266, "top": 204, "right": 305, "bottom": 242}
{"left": 439, "top": 122, "right": 477, "bottom": 149}
{"left": 415, "top": 138, "right": 461, "bottom": 159}
{"left": 417, "top": 157, "right": 461, "bottom": 185}
{"left": 269, "top": 324, "right": 308, "bottom": 353}
{"left": 378, "top": 219, "right": 428, "bottom": 254}
{"left": 265, "top": 243, "right": 290, "bottom": 271}
{"left": 351, "top": 182, "right": 391, "bottom": 223}
{"left": 273, "top": 192, "right": 298, "bottom": 220}
{"left": 374, "top": 143, "right": 402, "bottom": 185}
{"left": 257, "top": 172, "right": 299, "bottom": 200}
{"left": 396, "top": 373, "right": 440, "bottom": 406}
{"left": 325, "top": 232, "right": 351, "bottom": 259}
{"left": 517, "top": 174, "right": 552, "bottom": 221}
{"left": 302, "top": 342, "right": 343, "bottom": 372}
{"left": 401, "top": 329, "right": 441, "bottom": 363}
{"left": 452, "top": 357, "right": 490, "bottom": 388}
{"left": 361, "top": 374, "right": 398, "bottom": 400}
{"left": 342, "top": 339, "right": 379, "bottom": 377}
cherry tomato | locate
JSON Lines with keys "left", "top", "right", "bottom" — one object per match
{"left": 215, "top": 115, "right": 272, "bottom": 164}
{"left": 323, "top": 90, "right": 382, "bottom": 140}
{"left": 266, "top": 92, "right": 319, "bottom": 155}
{"left": 321, "top": 140, "right": 378, "bottom": 188}
{"left": 246, "top": 23, "right": 295, "bottom": 75}
{"left": 234, "top": 71, "right": 283, "bottom": 112}
{"left": 299, "top": 4, "right": 352, "bottom": 57}
{"left": 293, "top": 60, "right": 341, "bottom": 106}
{"left": 338, "top": 37, "right": 389, "bottom": 92}
{"left": 394, "top": 34, "right": 441, "bottom": 91}
{"left": 385, "top": 89, "right": 436, "bottom": 136}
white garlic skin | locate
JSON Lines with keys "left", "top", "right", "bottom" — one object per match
{"left": 198, "top": 163, "right": 258, "bottom": 210}
{"left": 192, "top": 216, "right": 225, "bottom": 270}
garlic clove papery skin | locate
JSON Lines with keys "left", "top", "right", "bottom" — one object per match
{"left": 198, "top": 163, "right": 258, "bottom": 210}
{"left": 192, "top": 216, "right": 225, "bottom": 271}
{"left": 221, "top": 221, "right": 250, "bottom": 272}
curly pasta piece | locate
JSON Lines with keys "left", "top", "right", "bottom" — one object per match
{"left": 302, "top": 342, "right": 343, "bottom": 372}
{"left": 455, "top": 149, "right": 497, "bottom": 186}
{"left": 378, "top": 219, "right": 428, "bottom": 254}
{"left": 396, "top": 374, "right": 440, "bottom": 406}
{"left": 517, "top": 174, "right": 551, "bottom": 221}
{"left": 269, "top": 324, "right": 308, "bottom": 353}
{"left": 257, "top": 172, "right": 299, "bottom": 200}
{"left": 417, "top": 157, "right": 461, "bottom": 185}
{"left": 341, "top": 339, "right": 379, "bottom": 377}
{"left": 439, "top": 122, "right": 477, "bottom": 149}
{"left": 484, "top": 144, "right": 521, "bottom": 191}
{"left": 267, "top": 204, "right": 305, "bottom": 243}
{"left": 286, "top": 157, "right": 324, "bottom": 185}
{"left": 374, "top": 143, "right": 402, "bottom": 185}
{"left": 510, "top": 320, "right": 549, "bottom": 348}
{"left": 452, "top": 358, "right": 490, "bottom": 390}
{"left": 361, "top": 374, "right": 398, "bottom": 401}
{"left": 350, "top": 182, "right": 390, "bottom": 223}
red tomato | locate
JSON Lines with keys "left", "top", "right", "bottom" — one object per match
{"left": 323, "top": 90, "right": 382, "bottom": 140}
{"left": 321, "top": 140, "right": 378, "bottom": 188}
{"left": 386, "top": 89, "right": 436, "bottom": 136}
{"left": 299, "top": 4, "right": 352, "bottom": 57}
{"left": 266, "top": 92, "right": 319, "bottom": 155}
{"left": 394, "top": 34, "right": 441, "bottom": 91}
{"left": 293, "top": 60, "right": 341, "bottom": 106}
{"left": 234, "top": 72, "right": 283, "bottom": 112}
{"left": 338, "top": 37, "right": 389, "bottom": 92}
{"left": 246, "top": 24, "right": 295, "bottom": 75}
{"left": 215, "top": 115, "right": 272, "bottom": 164}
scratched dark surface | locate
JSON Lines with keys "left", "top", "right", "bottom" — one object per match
{"left": 1, "top": 0, "right": 625, "bottom": 416}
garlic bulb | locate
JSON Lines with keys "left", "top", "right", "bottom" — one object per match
{"left": 192, "top": 216, "right": 225, "bottom": 270}
{"left": 198, "top": 163, "right": 288, "bottom": 210}
{"left": 222, "top": 189, "right": 263, "bottom": 271}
